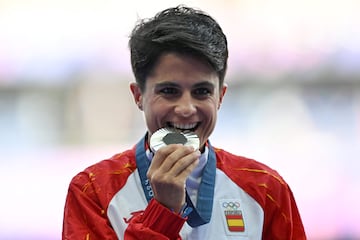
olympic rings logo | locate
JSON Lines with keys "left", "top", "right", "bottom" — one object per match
{"left": 222, "top": 201, "right": 240, "bottom": 210}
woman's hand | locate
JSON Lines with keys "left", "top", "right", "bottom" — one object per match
{"left": 147, "top": 144, "right": 200, "bottom": 213}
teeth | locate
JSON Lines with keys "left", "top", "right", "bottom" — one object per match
{"left": 171, "top": 123, "right": 197, "bottom": 130}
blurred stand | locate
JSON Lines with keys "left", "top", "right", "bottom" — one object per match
{"left": 1, "top": 70, "right": 359, "bottom": 239}
{"left": 0, "top": 0, "right": 359, "bottom": 239}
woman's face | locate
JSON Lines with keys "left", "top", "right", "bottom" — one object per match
{"left": 130, "top": 52, "right": 227, "bottom": 149}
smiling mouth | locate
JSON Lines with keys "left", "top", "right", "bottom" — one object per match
{"left": 166, "top": 122, "right": 199, "bottom": 132}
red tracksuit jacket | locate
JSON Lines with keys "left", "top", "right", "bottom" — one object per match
{"left": 63, "top": 139, "right": 306, "bottom": 239}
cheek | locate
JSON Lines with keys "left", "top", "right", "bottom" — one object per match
{"left": 143, "top": 100, "right": 168, "bottom": 120}
{"left": 201, "top": 104, "right": 218, "bottom": 128}
{"left": 204, "top": 99, "right": 219, "bottom": 117}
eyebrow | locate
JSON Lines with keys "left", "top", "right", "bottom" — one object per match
{"left": 154, "top": 81, "right": 179, "bottom": 88}
{"left": 192, "top": 81, "right": 215, "bottom": 89}
{"left": 154, "top": 81, "right": 215, "bottom": 89}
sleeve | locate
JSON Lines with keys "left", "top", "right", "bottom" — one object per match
{"left": 262, "top": 183, "right": 307, "bottom": 240}
{"left": 63, "top": 173, "right": 187, "bottom": 240}
{"left": 124, "top": 199, "right": 187, "bottom": 240}
{"left": 62, "top": 172, "right": 118, "bottom": 240}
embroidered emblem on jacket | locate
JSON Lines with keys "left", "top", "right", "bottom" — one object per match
{"left": 220, "top": 199, "right": 246, "bottom": 234}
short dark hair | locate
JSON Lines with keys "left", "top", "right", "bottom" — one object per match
{"left": 129, "top": 5, "right": 228, "bottom": 92}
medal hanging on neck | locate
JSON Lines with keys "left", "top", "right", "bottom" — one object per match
{"left": 135, "top": 128, "right": 216, "bottom": 227}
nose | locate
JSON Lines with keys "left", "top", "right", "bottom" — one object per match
{"left": 174, "top": 92, "right": 196, "bottom": 117}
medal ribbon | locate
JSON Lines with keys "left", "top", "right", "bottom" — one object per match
{"left": 135, "top": 134, "right": 216, "bottom": 227}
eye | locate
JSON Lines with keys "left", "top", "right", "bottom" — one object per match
{"left": 159, "top": 87, "right": 180, "bottom": 96}
{"left": 192, "top": 88, "right": 212, "bottom": 97}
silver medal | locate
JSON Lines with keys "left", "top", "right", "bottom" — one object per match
{"left": 150, "top": 128, "right": 200, "bottom": 152}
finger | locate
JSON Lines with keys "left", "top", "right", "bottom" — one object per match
{"left": 168, "top": 150, "right": 200, "bottom": 178}
{"left": 149, "top": 149, "right": 200, "bottom": 188}
{"left": 157, "top": 146, "right": 197, "bottom": 174}
{"left": 148, "top": 144, "right": 194, "bottom": 175}
{"left": 147, "top": 144, "right": 180, "bottom": 177}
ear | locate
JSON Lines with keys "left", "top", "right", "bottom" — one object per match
{"left": 218, "top": 83, "right": 227, "bottom": 109}
{"left": 130, "top": 82, "right": 143, "bottom": 110}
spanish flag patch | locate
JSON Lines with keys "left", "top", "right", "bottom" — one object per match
{"left": 225, "top": 210, "right": 245, "bottom": 232}
{"left": 220, "top": 200, "right": 246, "bottom": 234}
